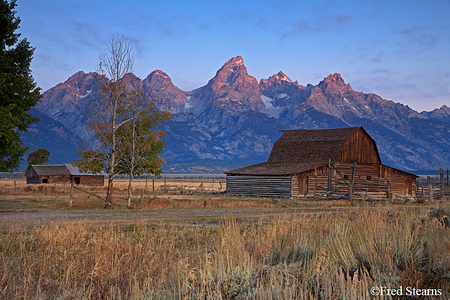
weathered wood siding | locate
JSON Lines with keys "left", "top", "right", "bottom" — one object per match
{"left": 226, "top": 175, "right": 291, "bottom": 197}
{"left": 26, "top": 167, "right": 40, "bottom": 184}
{"left": 291, "top": 163, "right": 416, "bottom": 198}
{"left": 76, "top": 175, "right": 104, "bottom": 186}
{"left": 381, "top": 165, "right": 416, "bottom": 196}
{"left": 340, "top": 129, "right": 381, "bottom": 164}
{"left": 33, "top": 175, "right": 104, "bottom": 186}
{"left": 40, "top": 175, "right": 72, "bottom": 184}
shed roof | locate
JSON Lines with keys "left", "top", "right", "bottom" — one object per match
{"left": 226, "top": 161, "right": 328, "bottom": 176}
{"left": 64, "top": 164, "right": 99, "bottom": 176}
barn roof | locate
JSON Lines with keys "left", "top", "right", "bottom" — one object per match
{"left": 28, "top": 164, "right": 101, "bottom": 176}
{"left": 268, "top": 127, "right": 362, "bottom": 163}
{"left": 226, "top": 127, "right": 375, "bottom": 176}
{"left": 30, "top": 165, "right": 71, "bottom": 176}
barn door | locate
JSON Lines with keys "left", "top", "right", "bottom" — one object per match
{"left": 298, "top": 176, "right": 308, "bottom": 197}
{"left": 405, "top": 178, "right": 411, "bottom": 195}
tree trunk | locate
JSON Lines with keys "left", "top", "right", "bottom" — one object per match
{"left": 126, "top": 117, "right": 136, "bottom": 208}
{"left": 105, "top": 170, "right": 114, "bottom": 209}
{"left": 106, "top": 105, "right": 116, "bottom": 209}
{"left": 127, "top": 173, "right": 133, "bottom": 208}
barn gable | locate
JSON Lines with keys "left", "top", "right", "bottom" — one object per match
{"left": 340, "top": 127, "right": 381, "bottom": 164}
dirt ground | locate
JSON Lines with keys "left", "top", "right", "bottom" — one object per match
{"left": 3, "top": 177, "right": 425, "bottom": 227}
{"left": 0, "top": 204, "right": 343, "bottom": 224}
{"left": 0, "top": 178, "right": 351, "bottom": 225}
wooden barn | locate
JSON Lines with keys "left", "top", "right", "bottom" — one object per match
{"left": 226, "top": 127, "right": 418, "bottom": 199}
{"left": 26, "top": 164, "right": 104, "bottom": 186}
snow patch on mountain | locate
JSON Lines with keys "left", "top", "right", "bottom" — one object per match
{"left": 184, "top": 95, "right": 206, "bottom": 116}
{"left": 78, "top": 89, "right": 92, "bottom": 99}
{"left": 260, "top": 95, "right": 282, "bottom": 118}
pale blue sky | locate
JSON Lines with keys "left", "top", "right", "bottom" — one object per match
{"left": 16, "top": 0, "right": 450, "bottom": 112}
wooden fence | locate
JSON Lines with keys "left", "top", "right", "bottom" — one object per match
{"left": 311, "top": 161, "right": 392, "bottom": 200}
{"left": 416, "top": 168, "right": 450, "bottom": 201}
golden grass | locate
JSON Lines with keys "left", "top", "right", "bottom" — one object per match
{"left": 1, "top": 203, "right": 449, "bottom": 299}
{"left": 0, "top": 178, "right": 230, "bottom": 210}
{"left": 0, "top": 178, "right": 363, "bottom": 211}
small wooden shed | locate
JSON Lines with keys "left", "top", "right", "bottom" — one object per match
{"left": 226, "top": 127, "right": 417, "bottom": 199}
{"left": 26, "top": 164, "right": 104, "bottom": 186}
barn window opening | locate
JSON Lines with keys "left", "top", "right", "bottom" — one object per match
{"left": 344, "top": 175, "right": 349, "bottom": 180}
{"left": 366, "top": 176, "right": 372, "bottom": 181}
{"left": 42, "top": 178, "right": 48, "bottom": 184}
{"left": 74, "top": 177, "right": 80, "bottom": 184}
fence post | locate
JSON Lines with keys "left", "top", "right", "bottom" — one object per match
{"left": 447, "top": 168, "right": 450, "bottom": 197}
{"left": 314, "top": 174, "right": 317, "bottom": 198}
{"left": 69, "top": 183, "right": 73, "bottom": 207}
{"left": 349, "top": 164, "right": 355, "bottom": 200}
{"left": 304, "top": 177, "right": 308, "bottom": 197}
{"left": 440, "top": 169, "right": 445, "bottom": 199}
{"left": 327, "top": 159, "right": 332, "bottom": 198}
{"left": 428, "top": 176, "right": 433, "bottom": 202}
{"left": 387, "top": 179, "right": 392, "bottom": 201}
{"left": 152, "top": 179, "right": 155, "bottom": 192}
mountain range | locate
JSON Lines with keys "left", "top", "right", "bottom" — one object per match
{"left": 22, "top": 56, "right": 450, "bottom": 172}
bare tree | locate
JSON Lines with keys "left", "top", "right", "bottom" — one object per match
{"left": 75, "top": 35, "right": 135, "bottom": 209}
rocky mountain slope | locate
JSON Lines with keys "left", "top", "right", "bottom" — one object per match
{"left": 26, "top": 56, "right": 450, "bottom": 172}
{"left": 20, "top": 107, "right": 87, "bottom": 169}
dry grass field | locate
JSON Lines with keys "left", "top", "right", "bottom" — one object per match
{"left": 1, "top": 178, "right": 450, "bottom": 299}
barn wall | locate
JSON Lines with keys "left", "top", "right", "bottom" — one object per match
{"left": 226, "top": 175, "right": 291, "bottom": 197}
{"left": 41, "top": 175, "right": 71, "bottom": 184}
{"left": 292, "top": 163, "right": 416, "bottom": 198}
{"left": 381, "top": 165, "right": 417, "bottom": 196}
{"left": 27, "top": 176, "right": 40, "bottom": 184}
{"left": 291, "top": 166, "right": 328, "bottom": 197}
{"left": 76, "top": 175, "right": 104, "bottom": 186}
{"left": 341, "top": 129, "right": 381, "bottom": 164}
{"left": 26, "top": 168, "right": 40, "bottom": 184}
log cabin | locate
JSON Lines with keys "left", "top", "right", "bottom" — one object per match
{"left": 26, "top": 164, "right": 104, "bottom": 186}
{"left": 226, "top": 127, "right": 417, "bottom": 199}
